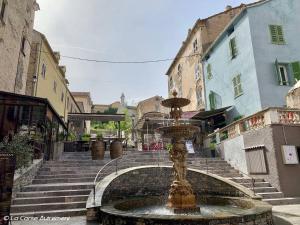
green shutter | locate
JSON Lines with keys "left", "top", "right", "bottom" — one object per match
{"left": 291, "top": 61, "right": 300, "bottom": 83}
{"left": 207, "top": 64, "right": 212, "bottom": 80}
{"left": 230, "top": 38, "right": 237, "bottom": 58}
{"left": 277, "top": 26, "right": 285, "bottom": 43}
{"left": 275, "top": 59, "right": 281, "bottom": 85}
{"left": 209, "top": 91, "right": 215, "bottom": 110}
{"left": 269, "top": 25, "right": 278, "bottom": 43}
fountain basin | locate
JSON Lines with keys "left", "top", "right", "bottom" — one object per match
{"left": 158, "top": 125, "right": 200, "bottom": 139}
{"left": 100, "top": 196, "right": 273, "bottom": 225}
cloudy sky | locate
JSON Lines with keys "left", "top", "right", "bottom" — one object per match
{"left": 34, "top": 0, "right": 254, "bottom": 105}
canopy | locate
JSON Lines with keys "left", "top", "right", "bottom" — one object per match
{"left": 68, "top": 113, "right": 125, "bottom": 122}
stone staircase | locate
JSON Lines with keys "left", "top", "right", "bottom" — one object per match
{"left": 10, "top": 150, "right": 300, "bottom": 217}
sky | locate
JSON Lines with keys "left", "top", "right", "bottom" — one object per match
{"left": 34, "top": 0, "right": 255, "bottom": 105}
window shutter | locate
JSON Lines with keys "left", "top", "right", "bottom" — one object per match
{"left": 269, "top": 25, "right": 278, "bottom": 43}
{"left": 291, "top": 61, "right": 300, "bottom": 82}
{"left": 277, "top": 26, "right": 285, "bottom": 43}
{"left": 230, "top": 38, "right": 237, "bottom": 58}
{"left": 274, "top": 59, "right": 281, "bottom": 85}
{"left": 209, "top": 91, "right": 215, "bottom": 110}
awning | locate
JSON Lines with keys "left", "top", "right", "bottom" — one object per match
{"left": 68, "top": 113, "right": 125, "bottom": 122}
{"left": 183, "top": 106, "right": 232, "bottom": 120}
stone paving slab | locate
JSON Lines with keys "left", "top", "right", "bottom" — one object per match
{"left": 272, "top": 204, "right": 300, "bottom": 225}
{"left": 11, "top": 216, "right": 97, "bottom": 225}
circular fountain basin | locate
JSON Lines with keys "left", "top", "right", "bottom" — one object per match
{"left": 100, "top": 196, "right": 273, "bottom": 225}
{"left": 158, "top": 125, "right": 200, "bottom": 139}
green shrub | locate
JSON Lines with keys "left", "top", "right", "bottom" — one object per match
{"left": 0, "top": 134, "right": 33, "bottom": 170}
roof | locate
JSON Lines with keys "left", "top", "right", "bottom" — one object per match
{"left": 183, "top": 106, "right": 232, "bottom": 120}
{"left": 202, "top": 0, "right": 270, "bottom": 60}
{"left": 0, "top": 91, "right": 67, "bottom": 130}
{"left": 68, "top": 113, "right": 125, "bottom": 122}
{"left": 165, "top": 4, "right": 247, "bottom": 75}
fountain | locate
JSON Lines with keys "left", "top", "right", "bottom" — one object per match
{"left": 87, "top": 91, "right": 274, "bottom": 225}
{"left": 158, "top": 90, "right": 200, "bottom": 213}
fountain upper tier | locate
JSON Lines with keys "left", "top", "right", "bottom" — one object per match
{"left": 158, "top": 125, "right": 199, "bottom": 139}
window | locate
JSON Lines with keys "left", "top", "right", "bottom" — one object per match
{"left": 209, "top": 91, "right": 216, "bottom": 110}
{"left": 233, "top": 74, "right": 243, "bottom": 98}
{"left": 269, "top": 25, "right": 285, "bottom": 45}
{"left": 21, "top": 36, "right": 27, "bottom": 55}
{"left": 0, "top": 0, "right": 7, "bottom": 24}
{"left": 196, "top": 87, "right": 202, "bottom": 106}
{"left": 177, "top": 64, "right": 182, "bottom": 76}
{"left": 195, "top": 60, "right": 201, "bottom": 81}
{"left": 275, "top": 60, "right": 289, "bottom": 86}
{"left": 207, "top": 64, "right": 212, "bottom": 80}
{"left": 41, "top": 64, "right": 46, "bottom": 78}
{"left": 53, "top": 81, "right": 57, "bottom": 93}
{"left": 291, "top": 61, "right": 300, "bottom": 83}
{"left": 169, "top": 76, "right": 174, "bottom": 89}
{"left": 193, "top": 39, "right": 198, "bottom": 53}
{"left": 229, "top": 37, "right": 238, "bottom": 58}
{"left": 61, "top": 92, "right": 64, "bottom": 102}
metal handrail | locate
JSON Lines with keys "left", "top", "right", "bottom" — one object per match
{"left": 232, "top": 169, "right": 256, "bottom": 193}
{"left": 93, "top": 155, "right": 123, "bottom": 205}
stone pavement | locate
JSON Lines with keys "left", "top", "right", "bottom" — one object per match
{"left": 10, "top": 216, "right": 97, "bottom": 225}
{"left": 272, "top": 204, "right": 300, "bottom": 225}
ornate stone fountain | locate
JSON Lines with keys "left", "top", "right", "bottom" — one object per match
{"left": 158, "top": 90, "right": 200, "bottom": 213}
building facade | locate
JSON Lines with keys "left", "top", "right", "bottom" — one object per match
{"left": 203, "top": 0, "right": 300, "bottom": 122}
{"left": 26, "top": 30, "right": 81, "bottom": 122}
{"left": 72, "top": 92, "right": 93, "bottom": 133}
{"left": 166, "top": 5, "right": 245, "bottom": 112}
{"left": 0, "top": 0, "right": 39, "bottom": 94}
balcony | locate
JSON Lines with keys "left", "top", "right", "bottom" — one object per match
{"left": 206, "top": 107, "right": 300, "bottom": 142}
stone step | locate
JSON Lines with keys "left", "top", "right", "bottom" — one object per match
{"left": 22, "top": 183, "right": 94, "bottom": 192}
{"left": 254, "top": 187, "right": 278, "bottom": 193}
{"left": 12, "top": 195, "right": 88, "bottom": 205}
{"left": 16, "top": 189, "right": 91, "bottom": 198}
{"left": 229, "top": 178, "right": 265, "bottom": 183}
{"left": 239, "top": 182, "right": 271, "bottom": 188}
{"left": 257, "top": 192, "right": 285, "bottom": 199}
{"left": 32, "top": 177, "right": 95, "bottom": 184}
{"left": 11, "top": 201, "right": 86, "bottom": 213}
{"left": 263, "top": 197, "right": 300, "bottom": 205}
{"left": 36, "top": 173, "right": 97, "bottom": 179}
{"left": 43, "top": 162, "right": 109, "bottom": 167}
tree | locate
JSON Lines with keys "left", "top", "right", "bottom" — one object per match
{"left": 120, "top": 109, "right": 132, "bottom": 140}
{"left": 103, "top": 107, "right": 118, "bottom": 115}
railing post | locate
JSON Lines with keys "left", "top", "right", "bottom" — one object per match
{"left": 93, "top": 185, "right": 96, "bottom": 205}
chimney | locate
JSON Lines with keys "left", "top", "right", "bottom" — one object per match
{"left": 59, "top": 66, "right": 66, "bottom": 76}
{"left": 54, "top": 51, "right": 60, "bottom": 62}
{"left": 225, "top": 5, "right": 232, "bottom": 11}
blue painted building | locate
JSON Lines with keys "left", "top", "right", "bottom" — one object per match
{"left": 202, "top": 0, "right": 300, "bottom": 122}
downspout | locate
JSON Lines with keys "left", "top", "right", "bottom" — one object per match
{"left": 34, "top": 37, "right": 43, "bottom": 96}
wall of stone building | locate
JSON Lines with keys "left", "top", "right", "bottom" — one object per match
{"left": 221, "top": 135, "right": 248, "bottom": 174}
{"left": 286, "top": 85, "right": 300, "bottom": 109}
{"left": 0, "top": 0, "right": 37, "bottom": 94}
{"left": 221, "top": 125, "right": 300, "bottom": 197}
{"left": 167, "top": 6, "right": 244, "bottom": 112}
{"left": 271, "top": 125, "right": 300, "bottom": 197}
{"left": 12, "top": 159, "right": 43, "bottom": 198}
{"left": 136, "top": 96, "right": 168, "bottom": 119}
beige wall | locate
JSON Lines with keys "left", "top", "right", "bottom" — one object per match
{"left": 26, "top": 31, "right": 80, "bottom": 122}
{"left": 72, "top": 93, "right": 93, "bottom": 134}
{"left": 287, "top": 83, "right": 300, "bottom": 109}
{"left": 167, "top": 6, "right": 244, "bottom": 112}
{"left": 0, "top": 0, "right": 38, "bottom": 94}
{"left": 136, "top": 96, "right": 168, "bottom": 119}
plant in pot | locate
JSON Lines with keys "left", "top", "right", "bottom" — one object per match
{"left": 0, "top": 133, "right": 33, "bottom": 171}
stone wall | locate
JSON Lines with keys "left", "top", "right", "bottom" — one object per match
{"left": 12, "top": 159, "right": 43, "bottom": 198}
{"left": 100, "top": 166, "right": 256, "bottom": 205}
{"left": 0, "top": 0, "right": 38, "bottom": 94}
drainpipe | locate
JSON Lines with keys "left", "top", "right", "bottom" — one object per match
{"left": 34, "top": 37, "right": 43, "bottom": 97}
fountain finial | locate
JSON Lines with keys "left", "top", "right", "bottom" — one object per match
{"left": 172, "top": 90, "right": 178, "bottom": 98}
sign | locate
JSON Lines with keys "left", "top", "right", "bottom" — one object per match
{"left": 0, "top": 153, "right": 16, "bottom": 225}
{"left": 186, "top": 141, "right": 195, "bottom": 154}
{"left": 281, "top": 145, "right": 299, "bottom": 165}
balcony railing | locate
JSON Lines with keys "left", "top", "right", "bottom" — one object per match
{"left": 207, "top": 107, "right": 300, "bottom": 142}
